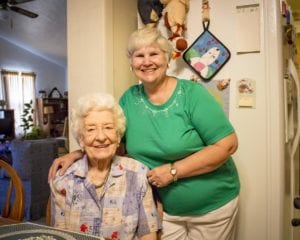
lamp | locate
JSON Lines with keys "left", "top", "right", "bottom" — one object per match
{"left": 44, "top": 106, "right": 54, "bottom": 114}
{"left": 44, "top": 106, "right": 54, "bottom": 121}
{"left": 43, "top": 106, "right": 54, "bottom": 137}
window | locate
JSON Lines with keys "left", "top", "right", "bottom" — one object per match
{"left": 0, "top": 70, "right": 36, "bottom": 138}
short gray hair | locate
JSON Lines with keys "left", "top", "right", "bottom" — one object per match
{"left": 71, "top": 93, "right": 126, "bottom": 144}
{"left": 127, "top": 27, "right": 173, "bottom": 62}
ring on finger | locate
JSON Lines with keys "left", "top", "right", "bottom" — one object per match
{"left": 152, "top": 181, "right": 157, "bottom": 185}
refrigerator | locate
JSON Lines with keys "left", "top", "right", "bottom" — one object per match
{"left": 283, "top": 17, "right": 300, "bottom": 238}
{"left": 285, "top": 57, "right": 300, "bottom": 240}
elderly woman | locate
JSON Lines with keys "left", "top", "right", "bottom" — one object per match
{"left": 49, "top": 93, "right": 161, "bottom": 240}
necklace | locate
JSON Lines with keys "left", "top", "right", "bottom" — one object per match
{"left": 138, "top": 83, "right": 182, "bottom": 117}
{"left": 94, "top": 167, "right": 110, "bottom": 189}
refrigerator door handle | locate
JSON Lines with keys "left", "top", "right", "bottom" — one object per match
{"left": 288, "top": 59, "right": 300, "bottom": 161}
{"left": 288, "top": 59, "right": 300, "bottom": 232}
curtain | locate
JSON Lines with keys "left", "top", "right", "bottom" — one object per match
{"left": 1, "top": 70, "right": 36, "bottom": 137}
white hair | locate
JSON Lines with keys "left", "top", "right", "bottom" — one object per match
{"left": 71, "top": 93, "right": 126, "bottom": 144}
{"left": 127, "top": 27, "right": 173, "bottom": 62}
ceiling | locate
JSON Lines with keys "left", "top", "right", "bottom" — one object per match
{"left": 0, "top": 0, "right": 66, "bottom": 67}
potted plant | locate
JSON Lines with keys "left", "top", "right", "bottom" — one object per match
{"left": 20, "top": 100, "right": 45, "bottom": 139}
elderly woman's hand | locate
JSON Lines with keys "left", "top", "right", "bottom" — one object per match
{"left": 147, "top": 164, "right": 174, "bottom": 188}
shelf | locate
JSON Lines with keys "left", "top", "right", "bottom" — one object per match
{"left": 36, "top": 98, "right": 68, "bottom": 137}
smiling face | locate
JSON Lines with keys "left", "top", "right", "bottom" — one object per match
{"left": 80, "top": 109, "right": 119, "bottom": 164}
{"left": 131, "top": 44, "right": 168, "bottom": 85}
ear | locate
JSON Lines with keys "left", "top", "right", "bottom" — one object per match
{"left": 78, "top": 136, "right": 85, "bottom": 150}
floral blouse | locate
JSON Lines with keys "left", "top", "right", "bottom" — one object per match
{"left": 50, "top": 155, "right": 161, "bottom": 240}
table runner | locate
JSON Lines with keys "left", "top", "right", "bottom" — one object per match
{"left": 0, "top": 222, "right": 104, "bottom": 240}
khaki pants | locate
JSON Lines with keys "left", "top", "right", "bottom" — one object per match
{"left": 161, "top": 196, "right": 239, "bottom": 240}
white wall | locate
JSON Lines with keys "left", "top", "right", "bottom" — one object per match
{"left": 111, "top": 0, "right": 139, "bottom": 100}
{"left": 0, "top": 37, "right": 66, "bottom": 96}
{"left": 67, "top": 0, "right": 110, "bottom": 150}
{"left": 67, "top": 0, "right": 137, "bottom": 150}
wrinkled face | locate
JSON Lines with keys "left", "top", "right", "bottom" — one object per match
{"left": 80, "top": 110, "right": 119, "bottom": 163}
{"left": 131, "top": 44, "right": 168, "bottom": 85}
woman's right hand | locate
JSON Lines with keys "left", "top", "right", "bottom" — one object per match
{"left": 48, "top": 149, "right": 83, "bottom": 182}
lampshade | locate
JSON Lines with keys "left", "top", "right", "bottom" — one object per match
{"left": 44, "top": 106, "right": 54, "bottom": 114}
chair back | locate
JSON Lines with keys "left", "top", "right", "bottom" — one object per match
{"left": 45, "top": 196, "right": 51, "bottom": 226}
{"left": 0, "top": 159, "right": 25, "bottom": 221}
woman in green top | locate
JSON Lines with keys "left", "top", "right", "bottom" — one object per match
{"left": 49, "top": 27, "right": 240, "bottom": 240}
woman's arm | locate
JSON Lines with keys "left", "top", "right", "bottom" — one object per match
{"left": 48, "top": 150, "right": 83, "bottom": 181}
{"left": 137, "top": 168, "right": 162, "bottom": 240}
{"left": 147, "top": 133, "right": 238, "bottom": 187}
{"left": 48, "top": 143, "right": 126, "bottom": 182}
{"left": 175, "top": 132, "right": 238, "bottom": 177}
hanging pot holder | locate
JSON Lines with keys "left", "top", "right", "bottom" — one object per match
{"left": 183, "top": 21, "right": 231, "bottom": 81}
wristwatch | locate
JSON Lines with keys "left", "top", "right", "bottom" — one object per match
{"left": 170, "top": 163, "right": 178, "bottom": 182}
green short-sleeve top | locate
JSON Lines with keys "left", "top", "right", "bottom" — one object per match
{"left": 119, "top": 79, "right": 240, "bottom": 216}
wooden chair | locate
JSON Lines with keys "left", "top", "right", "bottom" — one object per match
{"left": 45, "top": 196, "right": 51, "bottom": 226}
{"left": 0, "top": 159, "right": 25, "bottom": 221}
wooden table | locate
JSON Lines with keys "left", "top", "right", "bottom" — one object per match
{"left": 0, "top": 217, "right": 20, "bottom": 226}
